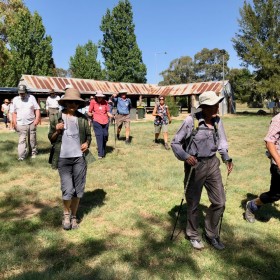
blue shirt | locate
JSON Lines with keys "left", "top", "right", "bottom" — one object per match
{"left": 113, "top": 97, "right": 131, "bottom": 115}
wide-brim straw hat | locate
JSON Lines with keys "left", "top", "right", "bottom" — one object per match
{"left": 197, "top": 91, "right": 224, "bottom": 109}
{"left": 95, "top": 91, "right": 105, "bottom": 98}
{"left": 58, "top": 88, "right": 86, "bottom": 108}
{"left": 118, "top": 88, "right": 127, "bottom": 94}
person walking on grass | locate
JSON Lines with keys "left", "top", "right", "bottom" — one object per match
{"left": 48, "top": 88, "right": 91, "bottom": 230}
{"left": 152, "top": 96, "right": 172, "bottom": 150}
{"left": 88, "top": 91, "right": 113, "bottom": 159}
{"left": 171, "top": 91, "right": 233, "bottom": 250}
{"left": 13, "top": 85, "right": 41, "bottom": 160}
{"left": 46, "top": 89, "right": 60, "bottom": 123}
{"left": 111, "top": 89, "right": 132, "bottom": 144}
{"left": 245, "top": 112, "right": 280, "bottom": 223}
{"left": 1, "top": 99, "right": 10, "bottom": 128}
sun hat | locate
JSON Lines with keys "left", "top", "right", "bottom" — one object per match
{"left": 18, "top": 84, "right": 27, "bottom": 94}
{"left": 118, "top": 88, "right": 127, "bottom": 94}
{"left": 95, "top": 91, "right": 105, "bottom": 98}
{"left": 58, "top": 88, "right": 85, "bottom": 108}
{"left": 197, "top": 91, "right": 224, "bottom": 108}
{"left": 49, "top": 89, "right": 55, "bottom": 94}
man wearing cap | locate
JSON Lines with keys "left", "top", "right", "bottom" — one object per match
{"left": 171, "top": 91, "right": 233, "bottom": 250}
{"left": 1, "top": 99, "right": 10, "bottom": 128}
{"left": 46, "top": 89, "right": 60, "bottom": 122}
{"left": 13, "top": 85, "right": 41, "bottom": 160}
{"left": 111, "top": 89, "right": 132, "bottom": 144}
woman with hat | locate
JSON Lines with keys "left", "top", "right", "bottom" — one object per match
{"left": 88, "top": 91, "right": 113, "bottom": 159}
{"left": 171, "top": 91, "right": 233, "bottom": 250}
{"left": 1, "top": 99, "right": 10, "bottom": 128}
{"left": 48, "top": 88, "right": 92, "bottom": 230}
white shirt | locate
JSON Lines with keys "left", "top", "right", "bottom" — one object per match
{"left": 46, "top": 95, "right": 60, "bottom": 109}
{"left": 1, "top": 104, "right": 9, "bottom": 116}
{"left": 13, "top": 94, "right": 40, "bottom": 125}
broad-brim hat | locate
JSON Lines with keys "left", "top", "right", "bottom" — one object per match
{"left": 49, "top": 89, "right": 55, "bottom": 94}
{"left": 118, "top": 88, "right": 127, "bottom": 95}
{"left": 58, "top": 88, "right": 86, "bottom": 108}
{"left": 18, "top": 84, "right": 27, "bottom": 94}
{"left": 95, "top": 91, "right": 105, "bottom": 98}
{"left": 197, "top": 91, "right": 224, "bottom": 109}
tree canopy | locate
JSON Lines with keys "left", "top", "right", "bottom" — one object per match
{"left": 232, "top": 0, "right": 280, "bottom": 101}
{"left": 99, "top": 0, "right": 147, "bottom": 83}
{"left": 69, "top": 40, "right": 104, "bottom": 80}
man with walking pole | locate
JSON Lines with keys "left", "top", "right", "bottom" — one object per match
{"left": 171, "top": 91, "right": 233, "bottom": 250}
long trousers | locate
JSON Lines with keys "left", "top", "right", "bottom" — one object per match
{"left": 93, "top": 121, "right": 109, "bottom": 157}
{"left": 17, "top": 123, "right": 37, "bottom": 159}
{"left": 185, "top": 155, "right": 225, "bottom": 240}
{"left": 260, "top": 164, "right": 280, "bottom": 204}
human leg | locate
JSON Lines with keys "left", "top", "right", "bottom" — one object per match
{"left": 17, "top": 124, "right": 28, "bottom": 159}
{"left": 154, "top": 125, "right": 161, "bottom": 143}
{"left": 124, "top": 115, "right": 131, "bottom": 143}
{"left": 29, "top": 123, "right": 38, "bottom": 157}
{"left": 93, "top": 121, "right": 104, "bottom": 158}
{"left": 102, "top": 123, "right": 109, "bottom": 157}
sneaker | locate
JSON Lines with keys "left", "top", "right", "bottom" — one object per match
{"left": 190, "top": 239, "right": 205, "bottom": 250}
{"left": 62, "top": 213, "right": 71, "bottom": 230}
{"left": 164, "top": 143, "right": 170, "bottom": 150}
{"left": 204, "top": 235, "right": 225, "bottom": 250}
{"left": 245, "top": 201, "right": 256, "bottom": 223}
{"left": 31, "top": 154, "right": 37, "bottom": 159}
{"left": 71, "top": 215, "right": 79, "bottom": 230}
{"left": 98, "top": 156, "right": 103, "bottom": 160}
{"left": 18, "top": 157, "right": 24, "bottom": 161}
{"left": 117, "top": 134, "right": 120, "bottom": 140}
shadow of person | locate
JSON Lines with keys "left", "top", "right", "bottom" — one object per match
{"left": 78, "top": 189, "right": 107, "bottom": 221}
{"left": 105, "top": 145, "right": 114, "bottom": 154}
{"left": 241, "top": 193, "right": 280, "bottom": 222}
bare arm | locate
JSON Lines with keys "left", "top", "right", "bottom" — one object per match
{"left": 267, "top": 141, "right": 280, "bottom": 169}
{"left": 33, "top": 109, "right": 41, "bottom": 126}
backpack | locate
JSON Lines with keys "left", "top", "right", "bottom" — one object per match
{"left": 183, "top": 113, "right": 219, "bottom": 152}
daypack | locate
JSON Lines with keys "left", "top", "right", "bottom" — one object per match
{"left": 183, "top": 113, "right": 220, "bottom": 152}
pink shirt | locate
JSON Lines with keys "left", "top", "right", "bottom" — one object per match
{"left": 264, "top": 113, "right": 280, "bottom": 164}
{"left": 89, "top": 99, "right": 110, "bottom": 125}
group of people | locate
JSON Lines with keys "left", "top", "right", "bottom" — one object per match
{"left": 7, "top": 86, "right": 280, "bottom": 250}
{"left": 1, "top": 98, "right": 15, "bottom": 130}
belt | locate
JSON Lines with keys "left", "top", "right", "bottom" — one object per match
{"left": 197, "top": 155, "right": 216, "bottom": 161}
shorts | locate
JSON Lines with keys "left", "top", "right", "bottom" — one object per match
{"left": 154, "top": 123, "right": 168, "bottom": 133}
{"left": 116, "top": 114, "right": 130, "bottom": 129}
{"left": 58, "top": 156, "right": 87, "bottom": 200}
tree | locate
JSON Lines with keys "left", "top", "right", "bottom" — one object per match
{"left": 194, "top": 48, "right": 230, "bottom": 82}
{"left": 100, "top": 0, "right": 147, "bottom": 83}
{"left": 0, "top": 4, "right": 54, "bottom": 86}
{"left": 232, "top": 0, "right": 280, "bottom": 102}
{"left": 69, "top": 40, "right": 104, "bottom": 80}
{"left": 53, "top": 68, "right": 69, "bottom": 77}
{"left": 159, "top": 56, "right": 195, "bottom": 85}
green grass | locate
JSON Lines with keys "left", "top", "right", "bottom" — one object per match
{"left": 0, "top": 115, "right": 279, "bottom": 280}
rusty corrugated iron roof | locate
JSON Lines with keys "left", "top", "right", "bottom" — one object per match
{"left": 20, "top": 75, "right": 228, "bottom": 96}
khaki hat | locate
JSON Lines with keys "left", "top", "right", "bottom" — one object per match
{"left": 58, "top": 88, "right": 85, "bottom": 108}
{"left": 18, "top": 84, "right": 27, "bottom": 94}
{"left": 95, "top": 91, "right": 105, "bottom": 98}
{"left": 197, "top": 91, "right": 224, "bottom": 108}
{"left": 118, "top": 88, "right": 127, "bottom": 94}
{"left": 49, "top": 89, "right": 55, "bottom": 94}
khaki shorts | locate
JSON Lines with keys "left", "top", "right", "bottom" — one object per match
{"left": 154, "top": 123, "right": 168, "bottom": 133}
{"left": 116, "top": 114, "right": 130, "bottom": 128}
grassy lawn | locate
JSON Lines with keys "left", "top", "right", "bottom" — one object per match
{"left": 0, "top": 114, "right": 279, "bottom": 280}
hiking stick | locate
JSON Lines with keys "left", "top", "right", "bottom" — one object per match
{"left": 113, "top": 115, "right": 116, "bottom": 149}
{"left": 219, "top": 171, "right": 229, "bottom": 236}
{"left": 170, "top": 166, "right": 194, "bottom": 241}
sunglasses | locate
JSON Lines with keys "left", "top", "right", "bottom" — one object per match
{"left": 159, "top": 98, "right": 165, "bottom": 101}
{"left": 66, "top": 100, "right": 80, "bottom": 105}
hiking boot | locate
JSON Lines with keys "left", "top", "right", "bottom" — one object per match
{"left": 125, "top": 139, "right": 130, "bottom": 145}
{"left": 117, "top": 134, "right": 120, "bottom": 140}
{"left": 154, "top": 139, "right": 159, "bottom": 144}
{"left": 62, "top": 213, "right": 71, "bottom": 230}
{"left": 164, "top": 143, "right": 170, "bottom": 150}
{"left": 245, "top": 201, "right": 256, "bottom": 223}
{"left": 71, "top": 215, "right": 79, "bottom": 230}
{"left": 204, "top": 235, "right": 225, "bottom": 250}
{"left": 190, "top": 239, "right": 205, "bottom": 250}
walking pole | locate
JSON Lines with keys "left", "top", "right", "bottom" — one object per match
{"left": 170, "top": 166, "right": 194, "bottom": 241}
{"left": 219, "top": 171, "right": 229, "bottom": 236}
{"left": 113, "top": 115, "right": 116, "bottom": 149}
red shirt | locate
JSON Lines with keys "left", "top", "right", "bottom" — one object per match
{"left": 89, "top": 99, "right": 110, "bottom": 125}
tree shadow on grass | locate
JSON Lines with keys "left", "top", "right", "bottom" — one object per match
{"left": 241, "top": 193, "right": 280, "bottom": 222}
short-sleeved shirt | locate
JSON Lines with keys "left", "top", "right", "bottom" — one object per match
{"left": 13, "top": 94, "right": 40, "bottom": 125}
{"left": 88, "top": 99, "right": 110, "bottom": 125}
{"left": 46, "top": 95, "right": 60, "bottom": 109}
{"left": 1, "top": 104, "right": 9, "bottom": 116}
{"left": 113, "top": 97, "right": 131, "bottom": 115}
{"left": 264, "top": 113, "right": 280, "bottom": 165}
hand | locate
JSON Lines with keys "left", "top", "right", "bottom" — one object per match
{"left": 169, "top": 119, "right": 172, "bottom": 124}
{"left": 186, "top": 155, "right": 197, "bottom": 166}
{"left": 56, "top": 122, "right": 64, "bottom": 131}
{"left": 33, "top": 119, "right": 40, "bottom": 126}
{"left": 81, "top": 142, "right": 88, "bottom": 152}
{"left": 87, "top": 112, "right": 92, "bottom": 117}
{"left": 226, "top": 161, "right": 234, "bottom": 175}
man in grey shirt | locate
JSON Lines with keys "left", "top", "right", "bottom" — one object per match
{"left": 171, "top": 91, "right": 233, "bottom": 250}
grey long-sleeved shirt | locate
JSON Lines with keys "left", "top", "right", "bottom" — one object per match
{"left": 171, "top": 112, "right": 231, "bottom": 162}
